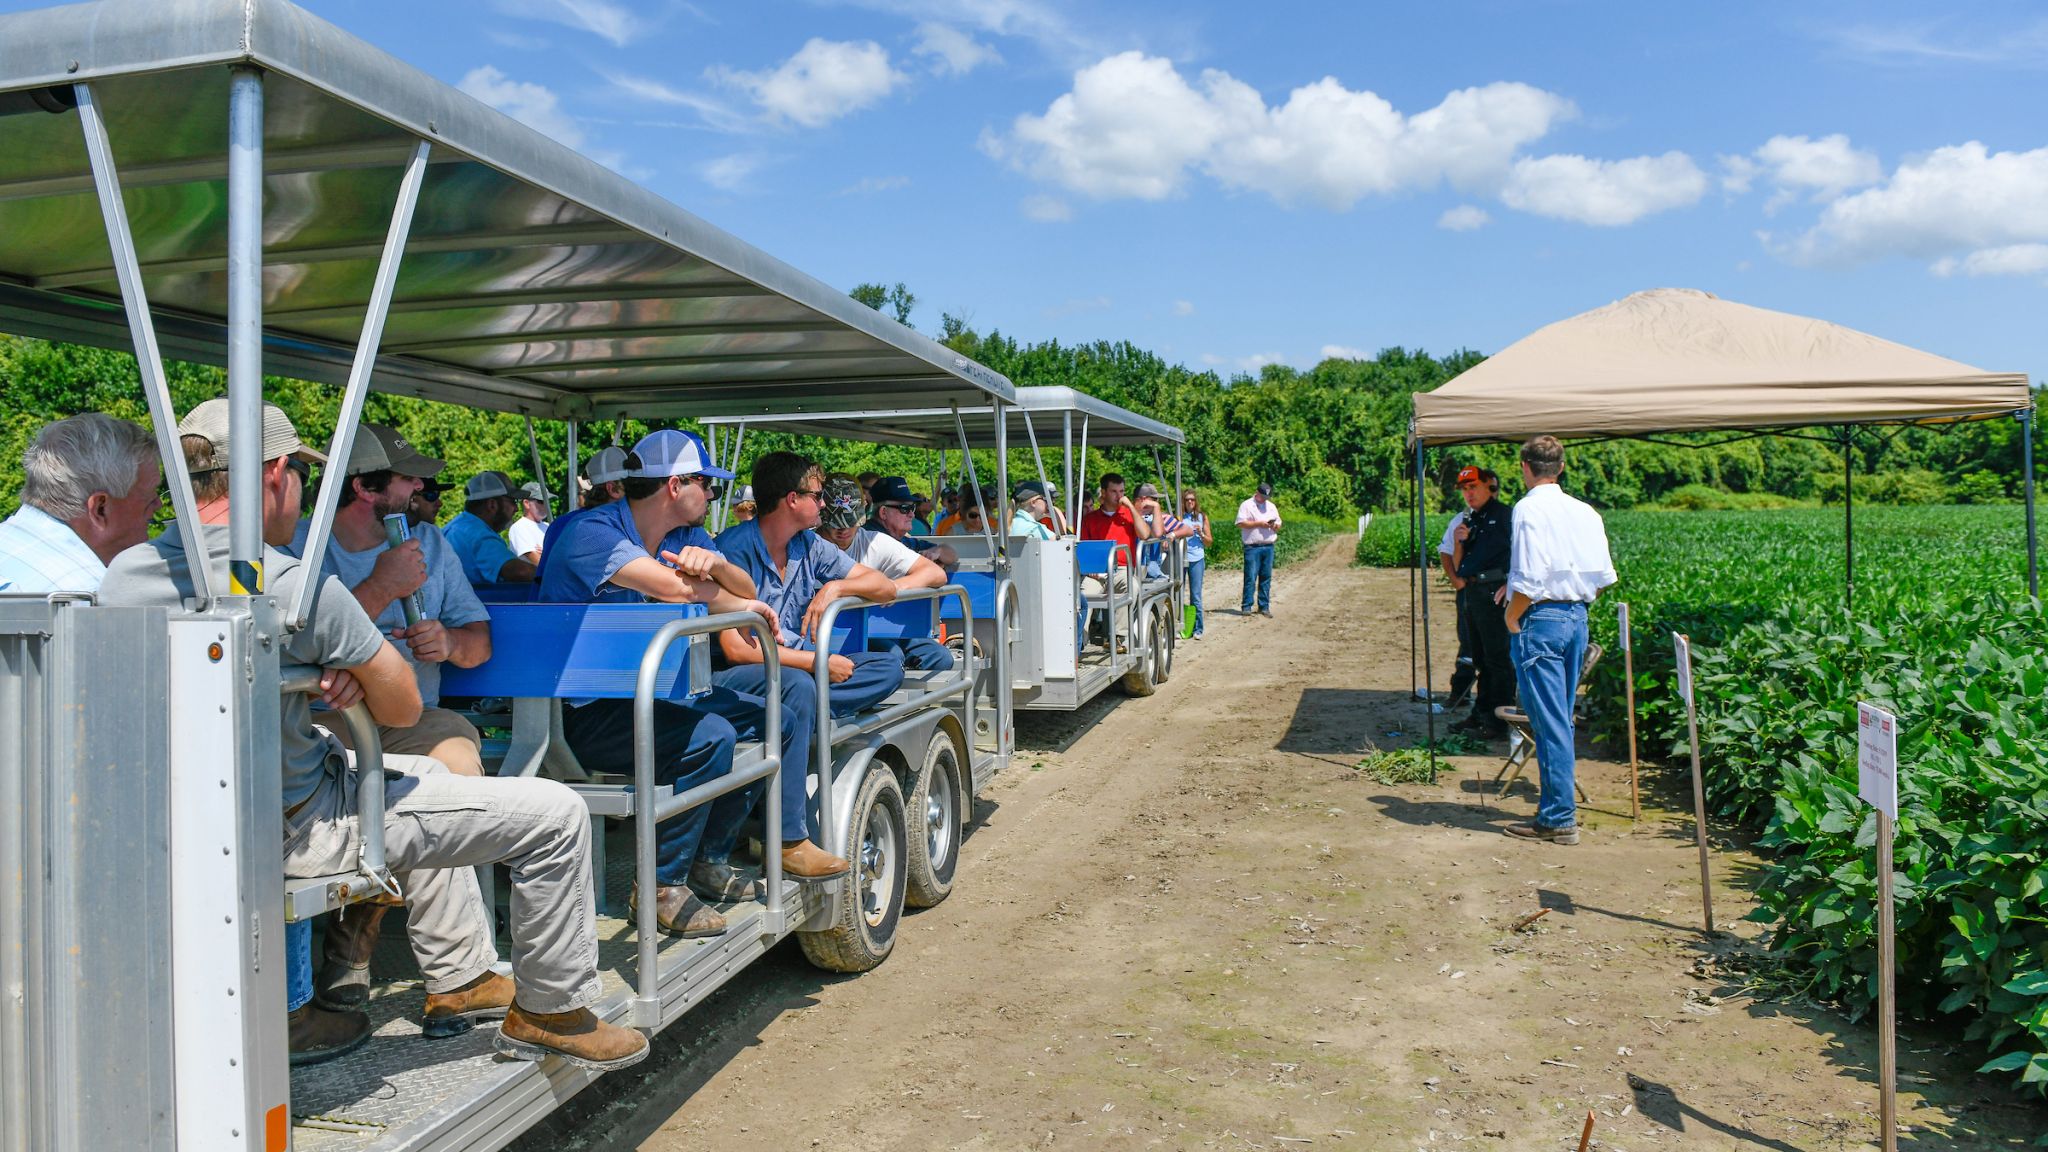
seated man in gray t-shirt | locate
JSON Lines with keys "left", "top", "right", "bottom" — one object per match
{"left": 100, "top": 400, "right": 646, "bottom": 1072}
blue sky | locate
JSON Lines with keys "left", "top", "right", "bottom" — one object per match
{"left": 16, "top": 0, "right": 2048, "bottom": 379}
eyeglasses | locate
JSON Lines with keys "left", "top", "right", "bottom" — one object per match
{"left": 285, "top": 458, "right": 312, "bottom": 484}
{"left": 797, "top": 487, "right": 825, "bottom": 503}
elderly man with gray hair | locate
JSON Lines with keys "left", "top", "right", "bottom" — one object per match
{"left": 0, "top": 412, "right": 160, "bottom": 595}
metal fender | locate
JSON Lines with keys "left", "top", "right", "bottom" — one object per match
{"left": 823, "top": 734, "right": 887, "bottom": 861}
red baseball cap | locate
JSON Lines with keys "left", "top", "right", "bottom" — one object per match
{"left": 1456, "top": 465, "right": 1483, "bottom": 486}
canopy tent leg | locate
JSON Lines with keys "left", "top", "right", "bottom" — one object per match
{"left": 2024, "top": 408, "right": 2039, "bottom": 600}
{"left": 74, "top": 81, "right": 215, "bottom": 606}
{"left": 227, "top": 67, "right": 265, "bottom": 594}
{"left": 1416, "top": 438, "right": 1436, "bottom": 777}
{"left": 290, "top": 139, "right": 432, "bottom": 629}
{"left": 1842, "top": 426, "right": 1855, "bottom": 611}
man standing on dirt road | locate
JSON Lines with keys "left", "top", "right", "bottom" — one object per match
{"left": 1450, "top": 466, "right": 1514, "bottom": 739}
{"left": 1237, "top": 482, "right": 1281, "bottom": 616}
{"left": 1502, "top": 436, "right": 1615, "bottom": 846}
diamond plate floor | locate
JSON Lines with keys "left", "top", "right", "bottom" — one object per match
{"left": 291, "top": 826, "right": 807, "bottom": 1150}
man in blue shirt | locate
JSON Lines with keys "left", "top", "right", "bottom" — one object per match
{"left": 443, "top": 470, "right": 537, "bottom": 585}
{"left": 715, "top": 452, "right": 906, "bottom": 724}
{"left": 541, "top": 431, "right": 850, "bottom": 928}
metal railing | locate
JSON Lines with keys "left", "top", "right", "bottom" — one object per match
{"left": 632, "top": 610, "right": 783, "bottom": 1027}
{"left": 279, "top": 666, "right": 393, "bottom": 885}
{"left": 809, "top": 584, "right": 976, "bottom": 859}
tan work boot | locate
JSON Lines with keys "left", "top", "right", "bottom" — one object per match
{"left": 628, "top": 884, "right": 727, "bottom": 938}
{"left": 421, "top": 970, "right": 515, "bottom": 1039}
{"left": 782, "top": 838, "right": 851, "bottom": 882}
{"left": 288, "top": 1002, "right": 372, "bottom": 1065}
{"left": 314, "top": 903, "right": 390, "bottom": 1011}
{"left": 495, "top": 1005, "right": 649, "bottom": 1071}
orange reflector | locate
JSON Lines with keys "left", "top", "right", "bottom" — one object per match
{"left": 265, "top": 1102, "right": 288, "bottom": 1151}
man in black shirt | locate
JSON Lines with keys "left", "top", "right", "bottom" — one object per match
{"left": 1450, "top": 466, "right": 1515, "bottom": 737}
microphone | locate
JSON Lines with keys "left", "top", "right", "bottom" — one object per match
{"left": 381, "top": 513, "right": 426, "bottom": 626}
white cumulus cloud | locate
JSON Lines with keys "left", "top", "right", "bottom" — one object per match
{"left": 1933, "top": 243, "right": 2048, "bottom": 278}
{"left": 1501, "top": 151, "right": 1708, "bottom": 226}
{"left": 459, "top": 66, "right": 585, "bottom": 147}
{"left": 715, "top": 39, "right": 906, "bottom": 129}
{"left": 1723, "top": 134, "right": 1882, "bottom": 213}
{"left": 1785, "top": 142, "right": 2048, "bottom": 269}
{"left": 1437, "top": 205, "right": 1490, "bottom": 231}
{"left": 988, "top": 52, "right": 1574, "bottom": 209}
{"left": 1321, "top": 344, "right": 1367, "bottom": 360}
{"left": 914, "top": 23, "right": 1001, "bottom": 75}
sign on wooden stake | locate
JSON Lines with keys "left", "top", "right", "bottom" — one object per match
{"left": 1673, "top": 633, "right": 1713, "bottom": 933}
{"left": 1858, "top": 702, "right": 1900, "bottom": 1152}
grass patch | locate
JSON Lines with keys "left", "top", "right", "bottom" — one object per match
{"left": 1353, "top": 733, "right": 1486, "bottom": 785}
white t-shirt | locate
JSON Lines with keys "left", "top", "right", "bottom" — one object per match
{"left": 845, "top": 528, "right": 921, "bottom": 581}
{"left": 1237, "top": 497, "right": 1281, "bottom": 545}
{"left": 1506, "top": 483, "right": 1617, "bottom": 604}
{"left": 1437, "top": 511, "right": 1467, "bottom": 557}
{"left": 508, "top": 515, "right": 548, "bottom": 558}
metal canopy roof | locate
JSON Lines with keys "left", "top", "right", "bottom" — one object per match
{"left": 0, "top": 0, "right": 1013, "bottom": 418}
{"left": 699, "top": 386, "right": 1185, "bottom": 448}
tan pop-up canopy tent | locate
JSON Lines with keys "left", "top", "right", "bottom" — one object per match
{"left": 1401, "top": 288, "right": 2037, "bottom": 737}
{"left": 1412, "top": 288, "right": 2031, "bottom": 445}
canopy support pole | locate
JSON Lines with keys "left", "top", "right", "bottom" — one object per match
{"left": 1062, "top": 412, "right": 1075, "bottom": 526}
{"left": 994, "top": 402, "right": 1010, "bottom": 566}
{"left": 1842, "top": 426, "right": 1855, "bottom": 612}
{"left": 716, "top": 420, "right": 746, "bottom": 532}
{"left": 291, "top": 138, "right": 432, "bottom": 629}
{"left": 226, "top": 67, "right": 265, "bottom": 596}
{"left": 74, "top": 81, "right": 214, "bottom": 607}
{"left": 1408, "top": 442, "right": 1420, "bottom": 700}
{"left": 1417, "top": 438, "right": 1436, "bottom": 777}
{"left": 1076, "top": 416, "right": 1091, "bottom": 518}
{"left": 523, "top": 416, "right": 548, "bottom": 510}
{"left": 565, "top": 420, "right": 579, "bottom": 508}
{"left": 1020, "top": 409, "right": 1052, "bottom": 501}
{"left": 2023, "top": 408, "right": 2038, "bottom": 600}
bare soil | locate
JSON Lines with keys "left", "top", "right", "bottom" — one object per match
{"left": 514, "top": 539, "right": 2044, "bottom": 1151}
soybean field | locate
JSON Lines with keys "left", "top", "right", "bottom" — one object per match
{"left": 1585, "top": 507, "right": 2048, "bottom": 1101}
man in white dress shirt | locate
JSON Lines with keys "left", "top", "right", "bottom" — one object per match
{"left": 1502, "top": 436, "right": 1616, "bottom": 845}
{"left": 0, "top": 413, "right": 160, "bottom": 595}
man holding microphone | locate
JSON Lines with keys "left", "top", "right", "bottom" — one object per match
{"left": 1502, "top": 436, "right": 1615, "bottom": 846}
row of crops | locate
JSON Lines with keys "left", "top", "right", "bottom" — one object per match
{"left": 1364, "top": 505, "right": 2048, "bottom": 1096}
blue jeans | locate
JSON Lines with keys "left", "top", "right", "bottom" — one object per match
{"left": 709, "top": 649, "right": 904, "bottom": 847}
{"left": 561, "top": 696, "right": 736, "bottom": 887}
{"left": 1187, "top": 558, "right": 1206, "bottom": 633}
{"left": 1240, "top": 544, "right": 1274, "bottom": 612}
{"left": 878, "top": 635, "right": 954, "bottom": 672}
{"left": 1510, "top": 602, "right": 1588, "bottom": 830}
{"left": 287, "top": 918, "right": 313, "bottom": 1012}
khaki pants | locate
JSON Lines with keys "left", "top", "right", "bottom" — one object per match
{"left": 329, "top": 705, "right": 484, "bottom": 777}
{"left": 284, "top": 748, "right": 601, "bottom": 1014}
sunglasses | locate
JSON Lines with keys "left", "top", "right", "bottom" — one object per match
{"left": 880, "top": 502, "right": 917, "bottom": 513}
{"left": 796, "top": 487, "right": 825, "bottom": 503}
{"left": 679, "top": 474, "right": 725, "bottom": 500}
{"left": 286, "top": 458, "right": 312, "bottom": 484}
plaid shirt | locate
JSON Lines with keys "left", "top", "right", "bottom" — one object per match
{"left": 0, "top": 504, "right": 106, "bottom": 595}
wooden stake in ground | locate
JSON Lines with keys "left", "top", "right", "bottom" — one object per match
{"left": 1673, "top": 632, "right": 1714, "bottom": 934}
{"left": 1577, "top": 1110, "right": 1595, "bottom": 1152}
{"left": 1621, "top": 601, "right": 1640, "bottom": 821}
{"left": 1857, "top": 702, "right": 1901, "bottom": 1152}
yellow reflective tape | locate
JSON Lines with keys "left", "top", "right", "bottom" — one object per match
{"left": 229, "top": 558, "right": 263, "bottom": 595}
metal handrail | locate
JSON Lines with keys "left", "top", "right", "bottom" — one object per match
{"left": 992, "top": 576, "right": 1017, "bottom": 756}
{"left": 809, "top": 584, "right": 974, "bottom": 859}
{"left": 279, "top": 666, "right": 392, "bottom": 882}
{"left": 633, "top": 609, "right": 782, "bottom": 1027}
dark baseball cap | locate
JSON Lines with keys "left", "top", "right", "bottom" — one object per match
{"left": 869, "top": 476, "right": 917, "bottom": 505}
{"left": 347, "top": 423, "right": 444, "bottom": 479}
{"left": 1256, "top": 481, "right": 1272, "bottom": 496}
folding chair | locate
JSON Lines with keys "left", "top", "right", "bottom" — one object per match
{"left": 1492, "top": 642, "right": 1603, "bottom": 801}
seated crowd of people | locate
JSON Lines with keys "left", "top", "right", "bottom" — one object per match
{"left": 0, "top": 409, "right": 1199, "bottom": 1078}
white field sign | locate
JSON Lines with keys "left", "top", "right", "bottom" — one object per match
{"left": 1858, "top": 701, "right": 1901, "bottom": 1152}
{"left": 1858, "top": 703, "right": 1899, "bottom": 819}
{"left": 1673, "top": 632, "right": 1711, "bottom": 932}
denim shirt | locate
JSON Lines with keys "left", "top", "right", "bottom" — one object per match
{"left": 715, "top": 518, "right": 853, "bottom": 650}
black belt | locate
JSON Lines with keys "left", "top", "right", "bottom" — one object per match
{"left": 1463, "top": 567, "right": 1508, "bottom": 585}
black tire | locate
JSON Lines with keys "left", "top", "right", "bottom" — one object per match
{"left": 1154, "top": 604, "right": 1175, "bottom": 684}
{"left": 905, "top": 729, "right": 963, "bottom": 908}
{"left": 1119, "top": 610, "right": 1158, "bottom": 698}
{"left": 798, "top": 769, "right": 909, "bottom": 973}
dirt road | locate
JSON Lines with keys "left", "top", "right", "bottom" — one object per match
{"left": 514, "top": 539, "right": 2040, "bottom": 1151}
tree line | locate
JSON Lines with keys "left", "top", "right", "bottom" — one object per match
{"left": 2, "top": 299, "right": 2040, "bottom": 525}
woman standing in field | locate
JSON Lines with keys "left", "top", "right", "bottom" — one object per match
{"left": 1181, "top": 490, "right": 1213, "bottom": 638}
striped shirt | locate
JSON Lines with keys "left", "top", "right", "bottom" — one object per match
{"left": 0, "top": 504, "right": 105, "bottom": 595}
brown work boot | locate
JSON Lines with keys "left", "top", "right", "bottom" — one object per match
{"left": 781, "top": 838, "right": 852, "bottom": 882}
{"left": 314, "top": 903, "right": 390, "bottom": 1012}
{"left": 421, "top": 971, "right": 515, "bottom": 1039}
{"left": 1504, "top": 821, "right": 1580, "bottom": 846}
{"left": 495, "top": 1005, "right": 649, "bottom": 1071}
{"left": 628, "top": 884, "right": 727, "bottom": 938}
{"left": 288, "top": 1002, "right": 372, "bottom": 1066}
{"left": 688, "top": 859, "right": 765, "bottom": 903}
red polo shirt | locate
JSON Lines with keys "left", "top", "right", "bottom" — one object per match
{"left": 1080, "top": 505, "right": 1138, "bottom": 565}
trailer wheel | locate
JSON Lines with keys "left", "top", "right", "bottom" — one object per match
{"left": 798, "top": 768, "right": 908, "bottom": 973}
{"left": 1119, "top": 611, "right": 1159, "bottom": 698}
{"left": 905, "top": 728, "right": 963, "bottom": 908}
{"left": 1153, "top": 604, "right": 1175, "bottom": 684}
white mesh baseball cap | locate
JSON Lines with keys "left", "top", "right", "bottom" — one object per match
{"left": 629, "top": 430, "right": 732, "bottom": 480}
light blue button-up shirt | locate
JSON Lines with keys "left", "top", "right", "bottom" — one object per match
{"left": 714, "top": 518, "right": 854, "bottom": 650}
{"left": 0, "top": 504, "right": 105, "bottom": 594}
